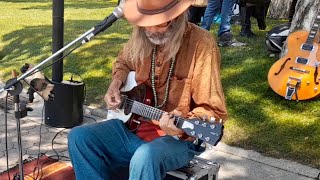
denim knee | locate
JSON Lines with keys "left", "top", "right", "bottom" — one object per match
{"left": 131, "top": 143, "right": 160, "bottom": 165}
{"left": 68, "top": 126, "right": 92, "bottom": 147}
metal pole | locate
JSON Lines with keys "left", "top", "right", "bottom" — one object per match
{"left": 52, "top": 0, "right": 64, "bottom": 82}
{"left": 14, "top": 95, "right": 24, "bottom": 180}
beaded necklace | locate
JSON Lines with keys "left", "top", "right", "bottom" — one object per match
{"left": 151, "top": 46, "right": 176, "bottom": 109}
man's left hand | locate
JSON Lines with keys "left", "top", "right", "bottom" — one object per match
{"left": 159, "top": 110, "right": 184, "bottom": 136}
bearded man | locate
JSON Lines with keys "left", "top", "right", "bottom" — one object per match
{"left": 68, "top": 0, "right": 227, "bottom": 179}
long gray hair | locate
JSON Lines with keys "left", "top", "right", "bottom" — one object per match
{"left": 123, "top": 11, "right": 188, "bottom": 62}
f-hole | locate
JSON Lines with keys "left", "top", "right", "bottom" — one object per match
{"left": 275, "top": 58, "right": 291, "bottom": 75}
{"left": 314, "top": 66, "right": 319, "bottom": 85}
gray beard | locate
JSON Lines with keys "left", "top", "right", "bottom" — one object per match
{"left": 144, "top": 30, "right": 172, "bottom": 45}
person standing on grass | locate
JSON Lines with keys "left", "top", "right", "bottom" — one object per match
{"left": 188, "top": 0, "right": 208, "bottom": 26}
{"left": 202, "top": 0, "right": 246, "bottom": 47}
{"left": 68, "top": 0, "right": 227, "bottom": 179}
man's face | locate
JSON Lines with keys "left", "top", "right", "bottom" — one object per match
{"left": 143, "top": 20, "right": 173, "bottom": 45}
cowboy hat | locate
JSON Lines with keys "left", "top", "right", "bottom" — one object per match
{"left": 124, "top": 0, "right": 194, "bottom": 27}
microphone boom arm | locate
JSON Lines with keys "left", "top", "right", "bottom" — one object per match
{"left": 0, "top": 27, "right": 94, "bottom": 93}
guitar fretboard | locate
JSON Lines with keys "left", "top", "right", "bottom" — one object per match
{"left": 306, "top": 14, "right": 320, "bottom": 44}
{"left": 124, "top": 97, "right": 185, "bottom": 128}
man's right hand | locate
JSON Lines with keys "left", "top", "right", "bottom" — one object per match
{"left": 104, "top": 79, "right": 122, "bottom": 110}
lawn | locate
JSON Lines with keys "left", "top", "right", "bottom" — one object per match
{"left": 0, "top": 0, "right": 319, "bottom": 169}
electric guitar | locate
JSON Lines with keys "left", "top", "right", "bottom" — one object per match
{"left": 267, "top": 13, "right": 320, "bottom": 100}
{"left": 107, "top": 72, "right": 224, "bottom": 146}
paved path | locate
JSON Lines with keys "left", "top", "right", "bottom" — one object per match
{"left": 0, "top": 86, "right": 319, "bottom": 179}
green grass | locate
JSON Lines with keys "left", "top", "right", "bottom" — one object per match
{"left": 1, "top": 0, "right": 320, "bottom": 169}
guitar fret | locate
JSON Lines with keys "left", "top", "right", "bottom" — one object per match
{"left": 127, "top": 99, "right": 189, "bottom": 128}
{"left": 305, "top": 12, "right": 320, "bottom": 44}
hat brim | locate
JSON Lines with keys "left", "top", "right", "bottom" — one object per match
{"left": 124, "top": 0, "right": 193, "bottom": 27}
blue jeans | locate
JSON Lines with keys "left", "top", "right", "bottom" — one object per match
{"left": 68, "top": 119, "right": 203, "bottom": 180}
{"left": 201, "top": 0, "right": 236, "bottom": 36}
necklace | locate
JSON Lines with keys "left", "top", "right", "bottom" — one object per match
{"left": 151, "top": 46, "right": 176, "bottom": 109}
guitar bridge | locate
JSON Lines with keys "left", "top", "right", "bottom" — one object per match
{"left": 289, "top": 67, "right": 310, "bottom": 74}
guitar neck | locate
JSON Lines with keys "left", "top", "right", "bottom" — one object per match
{"left": 127, "top": 99, "right": 185, "bottom": 128}
{"left": 306, "top": 13, "right": 320, "bottom": 44}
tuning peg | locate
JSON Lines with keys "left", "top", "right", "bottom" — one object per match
{"left": 205, "top": 137, "right": 210, "bottom": 142}
{"left": 201, "top": 122, "right": 207, "bottom": 127}
{"left": 202, "top": 115, "right": 208, "bottom": 121}
{"left": 195, "top": 120, "right": 200, "bottom": 125}
{"left": 198, "top": 134, "right": 203, "bottom": 138}
{"left": 210, "top": 124, "right": 215, "bottom": 129}
{"left": 210, "top": 117, "right": 215, "bottom": 123}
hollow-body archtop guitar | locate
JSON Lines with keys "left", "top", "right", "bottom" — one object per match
{"left": 268, "top": 13, "right": 320, "bottom": 100}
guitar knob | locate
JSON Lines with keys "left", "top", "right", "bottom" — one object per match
{"left": 315, "top": 87, "right": 318, "bottom": 92}
{"left": 205, "top": 137, "right": 210, "bottom": 142}
{"left": 195, "top": 121, "right": 200, "bottom": 125}
{"left": 191, "top": 131, "right": 195, "bottom": 136}
{"left": 198, "top": 134, "right": 203, "bottom": 138}
{"left": 210, "top": 125, "right": 215, "bottom": 129}
{"left": 202, "top": 123, "right": 207, "bottom": 127}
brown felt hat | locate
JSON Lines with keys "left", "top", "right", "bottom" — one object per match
{"left": 124, "top": 0, "right": 194, "bottom": 27}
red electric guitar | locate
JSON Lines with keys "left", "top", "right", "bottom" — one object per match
{"left": 107, "top": 72, "right": 224, "bottom": 146}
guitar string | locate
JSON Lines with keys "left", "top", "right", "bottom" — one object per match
{"left": 120, "top": 95, "right": 221, "bottom": 124}
{"left": 122, "top": 97, "right": 184, "bottom": 126}
{"left": 118, "top": 96, "right": 225, "bottom": 143}
{"left": 120, "top": 95, "right": 223, "bottom": 123}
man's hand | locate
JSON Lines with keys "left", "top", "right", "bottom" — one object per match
{"left": 104, "top": 79, "right": 122, "bottom": 110}
{"left": 159, "top": 110, "right": 184, "bottom": 136}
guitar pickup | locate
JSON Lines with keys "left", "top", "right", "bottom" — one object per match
{"left": 289, "top": 67, "right": 310, "bottom": 74}
{"left": 296, "top": 57, "right": 309, "bottom": 65}
{"left": 301, "top": 43, "right": 314, "bottom": 51}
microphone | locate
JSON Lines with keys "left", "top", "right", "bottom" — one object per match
{"left": 82, "top": 0, "right": 124, "bottom": 43}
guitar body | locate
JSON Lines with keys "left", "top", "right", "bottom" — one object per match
{"left": 106, "top": 72, "right": 155, "bottom": 129}
{"left": 268, "top": 31, "right": 320, "bottom": 100}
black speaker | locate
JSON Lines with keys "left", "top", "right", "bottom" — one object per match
{"left": 45, "top": 80, "right": 85, "bottom": 128}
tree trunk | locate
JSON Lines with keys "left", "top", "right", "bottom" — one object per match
{"left": 289, "top": 0, "right": 320, "bottom": 32}
{"left": 268, "top": 0, "right": 292, "bottom": 19}
{"left": 280, "top": 0, "right": 320, "bottom": 57}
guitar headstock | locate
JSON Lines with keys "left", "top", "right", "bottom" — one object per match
{"left": 181, "top": 117, "right": 224, "bottom": 146}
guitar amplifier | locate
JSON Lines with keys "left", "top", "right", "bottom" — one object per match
{"left": 165, "top": 156, "right": 220, "bottom": 180}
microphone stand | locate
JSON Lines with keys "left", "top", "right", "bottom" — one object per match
{"left": 0, "top": 3, "right": 123, "bottom": 177}
{"left": 0, "top": 27, "right": 96, "bottom": 180}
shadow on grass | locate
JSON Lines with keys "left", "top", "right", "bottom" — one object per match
{"left": 20, "top": 1, "right": 118, "bottom": 11}
{"left": 0, "top": 18, "right": 131, "bottom": 105}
